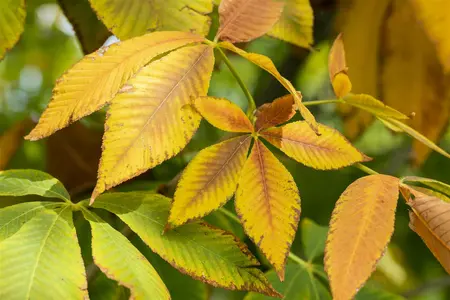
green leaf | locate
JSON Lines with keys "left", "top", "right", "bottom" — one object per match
{"left": 82, "top": 209, "right": 170, "bottom": 300}
{"left": 89, "top": 0, "right": 213, "bottom": 40}
{"left": 0, "top": 0, "right": 25, "bottom": 60}
{"left": 401, "top": 176, "right": 450, "bottom": 198}
{"left": 0, "top": 205, "right": 88, "bottom": 299}
{"left": 244, "top": 264, "right": 331, "bottom": 300}
{"left": 91, "top": 192, "right": 280, "bottom": 297}
{"left": 301, "top": 219, "right": 328, "bottom": 262}
{"left": 58, "top": 0, "right": 111, "bottom": 53}
{"left": 0, "top": 169, "right": 70, "bottom": 202}
{"left": 355, "top": 286, "right": 404, "bottom": 300}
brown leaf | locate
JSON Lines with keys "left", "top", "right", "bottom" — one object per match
{"left": 255, "top": 93, "right": 296, "bottom": 131}
{"left": 0, "top": 120, "right": 32, "bottom": 170}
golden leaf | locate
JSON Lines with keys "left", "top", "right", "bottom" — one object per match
{"left": 217, "top": 0, "right": 285, "bottom": 43}
{"left": 260, "top": 121, "right": 370, "bottom": 170}
{"left": 342, "top": 94, "right": 408, "bottom": 120}
{"left": 325, "top": 174, "right": 399, "bottom": 300}
{"left": 92, "top": 45, "right": 215, "bottom": 201}
{"left": 236, "top": 140, "right": 300, "bottom": 281}
{"left": 255, "top": 93, "right": 296, "bottom": 131}
{"left": 169, "top": 135, "right": 252, "bottom": 227}
{"left": 194, "top": 97, "right": 254, "bottom": 133}
{"left": 328, "top": 33, "right": 348, "bottom": 81}
{"left": 0, "top": 0, "right": 25, "bottom": 60}
{"left": 26, "top": 31, "right": 204, "bottom": 141}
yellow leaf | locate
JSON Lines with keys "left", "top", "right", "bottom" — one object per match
{"left": 194, "top": 97, "right": 254, "bottom": 133}
{"left": 342, "top": 94, "right": 409, "bottom": 120}
{"left": 0, "top": 120, "right": 31, "bottom": 170}
{"left": 0, "top": 0, "right": 25, "bottom": 60}
{"left": 169, "top": 135, "right": 252, "bottom": 227}
{"left": 260, "top": 121, "right": 370, "bottom": 170}
{"left": 236, "top": 140, "right": 300, "bottom": 281}
{"left": 325, "top": 174, "right": 399, "bottom": 300}
{"left": 267, "top": 0, "right": 314, "bottom": 48}
{"left": 219, "top": 41, "right": 319, "bottom": 134}
{"left": 217, "top": 0, "right": 285, "bottom": 43}
{"left": 255, "top": 93, "right": 296, "bottom": 131}
{"left": 92, "top": 45, "right": 215, "bottom": 201}
{"left": 332, "top": 73, "right": 352, "bottom": 99}
{"left": 328, "top": 33, "right": 348, "bottom": 81}
{"left": 89, "top": 0, "right": 213, "bottom": 40}
{"left": 402, "top": 176, "right": 450, "bottom": 198}
{"left": 410, "top": 0, "right": 450, "bottom": 73}
{"left": 26, "top": 31, "right": 204, "bottom": 141}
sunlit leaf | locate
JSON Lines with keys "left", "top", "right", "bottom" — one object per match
{"left": 89, "top": 0, "right": 213, "bottom": 40}
{"left": 0, "top": 206, "right": 87, "bottom": 299}
{"left": 255, "top": 94, "right": 296, "bottom": 131}
{"left": 169, "top": 135, "right": 252, "bottom": 227}
{"left": 342, "top": 94, "right": 408, "bottom": 120}
{"left": 0, "top": 120, "right": 31, "bottom": 170}
{"left": 401, "top": 176, "right": 450, "bottom": 198}
{"left": 301, "top": 218, "right": 328, "bottom": 262}
{"left": 268, "top": 0, "right": 314, "bottom": 48}
{"left": 260, "top": 121, "right": 369, "bottom": 170}
{"left": 217, "top": 0, "right": 285, "bottom": 43}
{"left": 236, "top": 140, "right": 300, "bottom": 280}
{"left": 82, "top": 209, "right": 170, "bottom": 299}
{"left": 0, "top": 0, "right": 25, "bottom": 60}
{"left": 0, "top": 169, "right": 70, "bottom": 202}
{"left": 219, "top": 41, "right": 318, "bottom": 134}
{"left": 194, "top": 96, "right": 254, "bottom": 133}
{"left": 325, "top": 175, "right": 399, "bottom": 300}
{"left": 328, "top": 33, "right": 351, "bottom": 98}
{"left": 91, "top": 192, "right": 280, "bottom": 297}
{"left": 92, "top": 45, "right": 215, "bottom": 201}
{"left": 25, "top": 31, "right": 204, "bottom": 140}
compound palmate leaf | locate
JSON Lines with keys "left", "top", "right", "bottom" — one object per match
{"left": 0, "top": 205, "right": 88, "bottom": 299}
{"left": 92, "top": 44, "right": 215, "bottom": 200}
{"left": 236, "top": 140, "right": 300, "bottom": 281}
{"left": 92, "top": 192, "right": 280, "bottom": 297}
{"left": 217, "top": 0, "right": 285, "bottom": 43}
{"left": 89, "top": 0, "right": 213, "bottom": 40}
{"left": 169, "top": 135, "right": 252, "bottom": 227}
{"left": 25, "top": 31, "right": 204, "bottom": 141}
{"left": 82, "top": 209, "right": 170, "bottom": 299}
{"left": 325, "top": 175, "right": 399, "bottom": 300}
{"left": 0, "top": 0, "right": 25, "bottom": 60}
{"left": 260, "top": 121, "right": 369, "bottom": 170}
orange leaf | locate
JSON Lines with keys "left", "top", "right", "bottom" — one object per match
{"left": 169, "top": 135, "right": 252, "bottom": 227}
{"left": 194, "top": 97, "right": 254, "bottom": 133}
{"left": 325, "top": 175, "right": 399, "bottom": 300}
{"left": 328, "top": 33, "right": 348, "bottom": 80}
{"left": 217, "top": 0, "right": 285, "bottom": 43}
{"left": 255, "top": 93, "right": 296, "bottom": 131}
{"left": 236, "top": 140, "right": 300, "bottom": 281}
{"left": 260, "top": 121, "right": 369, "bottom": 170}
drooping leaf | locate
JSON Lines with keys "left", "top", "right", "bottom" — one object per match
{"left": 301, "top": 218, "right": 328, "bottom": 262}
{"left": 169, "top": 135, "right": 252, "bottom": 227}
{"left": 91, "top": 192, "right": 280, "bottom": 297}
{"left": 236, "top": 140, "right": 300, "bottom": 280}
{"left": 89, "top": 0, "right": 213, "bottom": 40}
{"left": 217, "top": 0, "right": 285, "bottom": 43}
{"left": 0, "top": 206, "right": 88, "bottom": 299}
{"left": 255, "top": 94, "right": 296, "bottom": 131}
{"left": 82, "top": 209, "right": 170, "bottom": 299}
{"left": 0, "top": 119, "right": 31, "bottom": 170}
{"left": 267, "top": 0, "right": 314, "bottom": 48}
{"left": 25, "top": 31, "right": 204, "bottom": 140}
{"left": 194, "top": 96, "right": 254, "bottom": 133}
{"left": 402, "top": 176, "right": 450, "bottom": 198}
{"left": 328, "top": 33, "right": 352, "bottom": 98}
{"left": 0, "top": 0, "right": 25, "bottom": 60}
{"left": 260, "top": 121, "right": 369, "bottom": 170}
{"left": 58, "top": 0, "right": 111, "bottom": 53}
{"left": 0, "top": 169, "right": 70, "bottom": 202}
{"left": 342, "top": 94, "right": 408, "bottom": 120}
{"left": 325, "top": 175, "right": 399, "bottom": 300}
{"left": 219, "top": 41, "right": 318, "bottom": 134}
{"left": 92, "top": 45, "right": 215, "bottom": 201}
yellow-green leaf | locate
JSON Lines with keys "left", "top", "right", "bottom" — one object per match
{"left": 92, "top": 45, "right": 214, "bottom": 201}
{"left": 236, "top": 140, "right": 300, "bottom": 281}
{"left": 0, "top": 206, "right": 88, "bottom": 299}
{"left": 219, "top": 41, "right": 318, "bottom": 134}
{"left": 89, "top": 0, "right": 213, "bottom": 40}
{"left": 82, "top": 209, "right": 170, "bottom": 299}
{"left": 260, "top": 121, "right": 369, "bottom": 170}
{"left": 0, "top": 0, "right": 25, "bottom": 60}
{"left": 25, "top": 31, "right": 204, "bottom": 141}
{"left": 402, "top": 176, "right": 450, "bottom": 198}
{"left": 169, "top": 135, "right": 252, "bottom": 227}
{"left": 195, "top": 96, "right": 254, "bottom": 133}
{"left": 91, "top": 192, "right": 281, "bottom": 297}
{"left": 342, "top": 94, "right": 408, "bottom": 120}
{"left": 325, "top": 175, "right": 399, "bottom": 300}
{"left": 217, "top": 0, "right": 285, "bottom": 43}
{"left": 255, "top": 93, "right": 296, "bottom": 131}
{"left": 267, "top": 0, "right": 314, "bottom": 48}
